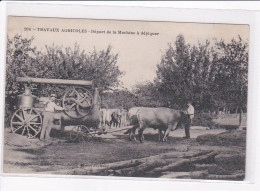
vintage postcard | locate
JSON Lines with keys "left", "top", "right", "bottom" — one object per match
{"left": 3, "top": 16, "right": 248, "bottom": 181}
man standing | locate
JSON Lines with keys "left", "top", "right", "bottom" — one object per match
{"left": 40, "top": 94, "right": 64, "bottom": 141}
{"left": 183, "top": 102, "right": 195, "bottom": 139}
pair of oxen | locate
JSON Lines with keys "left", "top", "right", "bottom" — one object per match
{"left": 125, "top": 107, "right": 191, "bottom": 143}
{"left": 39, "top": 91, "right": 190, "bottom": 142}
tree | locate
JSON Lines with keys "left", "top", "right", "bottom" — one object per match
{"left": 155, "top": 34, "right": 248, "bottom": 115}
{"left": 32, "top": 44, "right": 122, "bottom": 97}
{"left": 190, "top": 41, "right": 215, "bottom": 111}
{"left": 156, "top": 35, "right": 189, "bottom": 109}
{"left": 5, "top": 35, "right": 38, "bottom": 109}
{"left": 156, "top": 34, "right": 214, "bottom": 111}
{"left": 213, "top": 36, "right": 248, "bottom": 124}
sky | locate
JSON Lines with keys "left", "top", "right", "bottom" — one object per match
{"left": 7, "top": 16, "right": 249, "bottom": 90}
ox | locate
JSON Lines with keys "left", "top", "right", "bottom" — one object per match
{"left": 125, "top": 107, "right": 151, "bottom": 140}
{"left": 110, "top": 109, "right": 128, "bottom": 128}
{"left": 127, "top": 107, "right": 190, "bottom": 142}
{"left": 101, "top": 108, "right": 127, "bottom": 128}
{"left": 110, "top": 111, "right": 121, "bottom": 128}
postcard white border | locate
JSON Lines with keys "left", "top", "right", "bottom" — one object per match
{"left": 1, "top": 1, "right": 260, "bottom": 191}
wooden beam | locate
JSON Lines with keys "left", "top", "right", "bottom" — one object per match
{"left": 16, "top": 77, "right": 93, "bottom": 86}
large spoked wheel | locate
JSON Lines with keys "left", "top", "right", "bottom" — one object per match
{"left": 62, "top": 87, "right": 93, "bottom": 119}
{"left": 69, "top": 125, "right": 95, "bottom": 142}
{"left": 11, "top": 108, "right": 42, "bottom": 138}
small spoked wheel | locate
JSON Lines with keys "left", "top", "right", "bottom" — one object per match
{"left": 69, "top": 125, "right": 95, "bottom": 142}
{"left": 11, "top": 108, "right": 42, "bottom": 138}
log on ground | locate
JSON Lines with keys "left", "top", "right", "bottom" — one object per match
{"left": 149, "top": 151, "right": 219, "bottom": 175}
{"left": 48, "top": 151, "right": 217, "bottom": 175}
{"left": 114, "top": 158, "right": 179, "bottom": 177}
{"left": 114, "top": 151, "right": 212, "bottom": 177}
{"left": 160, "top": 170, "right": 209, "bottom": 179}
{"left": 192, "top": 163, "right": 228, "bottom": 175}
{"left": 207, "top": 173, "right": 245, "bottom": 181}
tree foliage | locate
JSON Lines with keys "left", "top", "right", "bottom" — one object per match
{"left": 6, "top": 35, "right": 38, "bottom": 109}
{"left": 212, "top": 36, "right": 248, "bottom": 112}
{"left": 32, "top": 44, "right": 122, "bottom": 97}
{"left": 133, "top": 82, "right": 166, "bottom": 107}
{"left": 156, "top": 35, "right": 214, "bottom": 110}
{"left": 102, "top": 89, "right": 137, "bottom": 109}
{"left": 156, "top": 34, "right": 248, "bottom": 113}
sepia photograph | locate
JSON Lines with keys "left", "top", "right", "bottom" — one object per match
{"left": 3, "top": 15, "right": 249, "bottom": 181}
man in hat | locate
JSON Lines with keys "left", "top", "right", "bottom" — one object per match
{"left": 45, "top": 94, "right": 64, "bottom": 112}
{"left": 40, "top": 94, "right": 64, "bottom": 141}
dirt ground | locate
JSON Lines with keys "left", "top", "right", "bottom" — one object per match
{"left": 3, "top": 127, "right": 246, "bottom": 180}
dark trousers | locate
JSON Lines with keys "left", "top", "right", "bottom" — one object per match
{"left": 184, "top": 116, "right": 191, "bottom": 138}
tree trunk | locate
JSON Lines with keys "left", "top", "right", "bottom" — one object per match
{"left": 150, "top": 151, "right": 218, "bottom": 175}
{"left": 115, "top": 158, "right": 178, "bottom": 176}
{"left": 239, "top": 108, "right": 243, "bottom": 126}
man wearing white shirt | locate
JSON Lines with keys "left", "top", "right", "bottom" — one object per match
{"left": 186, "top": 102, "right": 195, "bottom": 121}
{"left": 183, "top": 102, "right": 194, "bottom": 139}
{"left": 40, "top": 94, "right": 64, "bottom": 141}
{"left": 45, "top": 94, "right": 64, "bottom": 112}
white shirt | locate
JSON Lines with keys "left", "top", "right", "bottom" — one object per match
{"left": 45, "top": 101, "right": 64, "bottom": 112}
{"left": 187, "top": 104, "right": 195, "bottom": 115}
